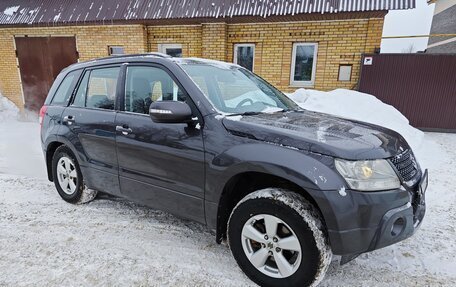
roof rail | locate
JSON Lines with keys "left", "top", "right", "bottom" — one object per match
{"left": 95, "top": 52, "right": 172, "bottom": 61}
{"left": 147, "top": 52, "right": 172, "bottom": 58}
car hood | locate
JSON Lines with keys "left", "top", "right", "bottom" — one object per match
{"left": 221, "top": 110, "right": 409, "bottom": 160}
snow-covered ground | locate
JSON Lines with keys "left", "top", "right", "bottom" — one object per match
{"left": 0, "top": 92, "right": 455, "bottom": 286}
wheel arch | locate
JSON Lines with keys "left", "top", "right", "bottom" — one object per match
{"left": 45, "top": 141, "right": 64, "bottom": 181}
{"left": 45, "top": 140, "right": 82, "bottom": 182}
{"left": 215, "top": 171, "right": 328, "bottom": 244}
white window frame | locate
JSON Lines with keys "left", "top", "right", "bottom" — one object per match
{"left": 158, "top": 44, "right": 183, "bottom": 57}
{"left": 290, "top": 43, "right": 318, "bottom": 87}
{"left": 233, "top": 43, "right": 255, "bottom": 71}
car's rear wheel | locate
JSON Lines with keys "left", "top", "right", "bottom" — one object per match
{"left": 52, "top": 145, "right": 97, "bottom": 204}
{"left": 228, "top": 188, "right": 332, "bottom": 287}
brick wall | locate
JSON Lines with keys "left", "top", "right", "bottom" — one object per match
{"left": 146, "top": 19, "right": 383, "bottom": 92}
{"left": 225, "top": 18, "right": 384, "bottom": 92}
{"left": 201, "top": 23, "right": 228, "bottom": 61}
{"left": 0, "top": 18, "right": 384, "bottom": 109}
{"left": 0, "top": 25, "right": 146, "bottom": 108}
{"left": 147, "top": 25, "right": 202, "bottom": 57}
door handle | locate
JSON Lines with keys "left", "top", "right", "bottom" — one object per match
{"left": 63, "top": 115, "right": 75, "bottom": 125}
{"left": 116, "top": 125, "right": 133, "bottom": 135}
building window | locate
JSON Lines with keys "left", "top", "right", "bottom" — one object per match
{"left": 290, "top": 43, "right": 318, "bottom": 86}
{"left": 338, "top": 65, "right": 352, "bottom": 81}
{"left": 108, "top": 46, "right": 125, "bottom": 55}
{"left": 158, "top": 44, "right": 183, "bottom": 57}
{"left": 234, "top": 44, "right": 255, "bottom": 71}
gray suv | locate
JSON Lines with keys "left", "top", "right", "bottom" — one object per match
{"left": 40, "top": 53, "right": 427, "bottom": 286}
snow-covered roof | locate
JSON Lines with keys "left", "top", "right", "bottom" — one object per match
{"left": 0, "top": 0, "right": 415, "bottom": 26}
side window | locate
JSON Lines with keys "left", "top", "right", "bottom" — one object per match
{"left": 72, "top": 68, "right": 120, "bottom": 109}
{"left": 125, "top": 66, "right": 186, "bottom": 114}
{"left": 50, "top": 70, "right": 78, "bottom": 106}
{"left": 86, "top": 67, "right": 120, "bottom": 110}
{"left": 72, "top": 71, "right": 90, "bottom": 107}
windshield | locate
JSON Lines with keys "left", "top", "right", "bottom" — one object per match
{"left": 179, "top": 62, "right": 299, "bottom": 115}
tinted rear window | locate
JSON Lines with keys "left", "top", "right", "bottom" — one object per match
{"left": 50, "top": 70, "right": 80, "bottom": 106}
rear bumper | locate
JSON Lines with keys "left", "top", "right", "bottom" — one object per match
{"left": 320, "top": 171, "right": 427, "bottom": 256}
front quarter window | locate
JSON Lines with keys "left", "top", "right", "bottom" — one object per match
{"left": 179, "top": 62, "right": 298, "bottom": 115}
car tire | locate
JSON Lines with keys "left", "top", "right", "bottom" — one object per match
{"left": 52, "top": 145, "right": 97, "bottom": 204}
{"left": 228, "top": 188, "right": 332, "bottom": 287}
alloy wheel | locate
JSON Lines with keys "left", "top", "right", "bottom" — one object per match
{"left": 56, "top": 156, "right": 78, "bottom": 195}
{"left": 241, "top": 214, "right": 302, "bottom": 278}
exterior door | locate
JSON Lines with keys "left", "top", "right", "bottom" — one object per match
{"left": 15, "top": 36, "right": 78, "bottom": 112}
{"left": 60, "top": 66, "right": 121, "bottom": 195}
{"left": 115, "top": 64, "right": 205, "bottom": 223}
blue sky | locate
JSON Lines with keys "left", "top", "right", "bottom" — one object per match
{"left": 381, "top": 0, "right": 435, "bottom": 52}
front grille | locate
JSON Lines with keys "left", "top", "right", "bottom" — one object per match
{"left": 390, "top": 149, "right": 418, "bottom": 182}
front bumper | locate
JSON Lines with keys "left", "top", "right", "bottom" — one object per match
{"left": 323, "top": 170, "right": 427, "bottom": 256}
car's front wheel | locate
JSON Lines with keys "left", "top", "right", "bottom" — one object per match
{"left": 228, "top": 188, "right": 332, "bottom": 287}
{"left": 52, "top": 145, "right": 97, "bottom": 204}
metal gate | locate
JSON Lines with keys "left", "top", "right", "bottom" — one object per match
{"left": 358, "top": 54, "right": 456, "bottom": 131}
{"left": 15, "top": 36, "right": 78, "bottom": 112}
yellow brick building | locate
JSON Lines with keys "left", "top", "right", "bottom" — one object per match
{"left": 0, "top": 0, "right": 414, "bottom": 110}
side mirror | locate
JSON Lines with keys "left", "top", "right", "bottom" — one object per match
{"left": 149, "top": 101, "right": 193, "bottom": 124}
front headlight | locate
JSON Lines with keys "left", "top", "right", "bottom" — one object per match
{"left": 335, "top": 159, "right": 400, "bottom": 191}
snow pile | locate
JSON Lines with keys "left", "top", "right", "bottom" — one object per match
{"left": 0, "top": 93, "right": 20, "bottom": 122}
{"left": 287, "top": 88, "right": 424, "bottom": 153}
{"left": 0, "top": 93, "right": 43, "bottom": 178}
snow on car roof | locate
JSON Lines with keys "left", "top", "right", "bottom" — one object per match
{"left": 173, "top": 57, "right": 240, "bottom": 69}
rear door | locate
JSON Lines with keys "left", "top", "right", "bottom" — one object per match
{"left": 115, "top": 64, "right": 205, "bottom": 222}
{"left": 41, "top": 69, "right": 82, "bottom": 147}
{"left": 60, "top": 65, "right": 121, "bottom": 195}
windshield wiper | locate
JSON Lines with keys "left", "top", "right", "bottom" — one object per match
{"left": 226, "top": 108, "right": 297, "bottom": 117}
{"left": 226, "top": 111, "right": 264, "bottom": 116}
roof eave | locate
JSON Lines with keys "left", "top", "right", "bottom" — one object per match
{"left": 0, "top": 11, "right": 390, "bottom": 28}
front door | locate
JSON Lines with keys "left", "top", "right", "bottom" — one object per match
{"left": 60, "top": 66, "right": 121, "bottom": 195}
{"left": 115, "top": 64, "right": 205, "bottom": 223}
{"left": 15, "top": 36, "right": 78, "bottom": 112}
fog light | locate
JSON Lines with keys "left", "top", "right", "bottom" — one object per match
{"left": 391, "top": 217, "right": 405, "bottom": 236}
